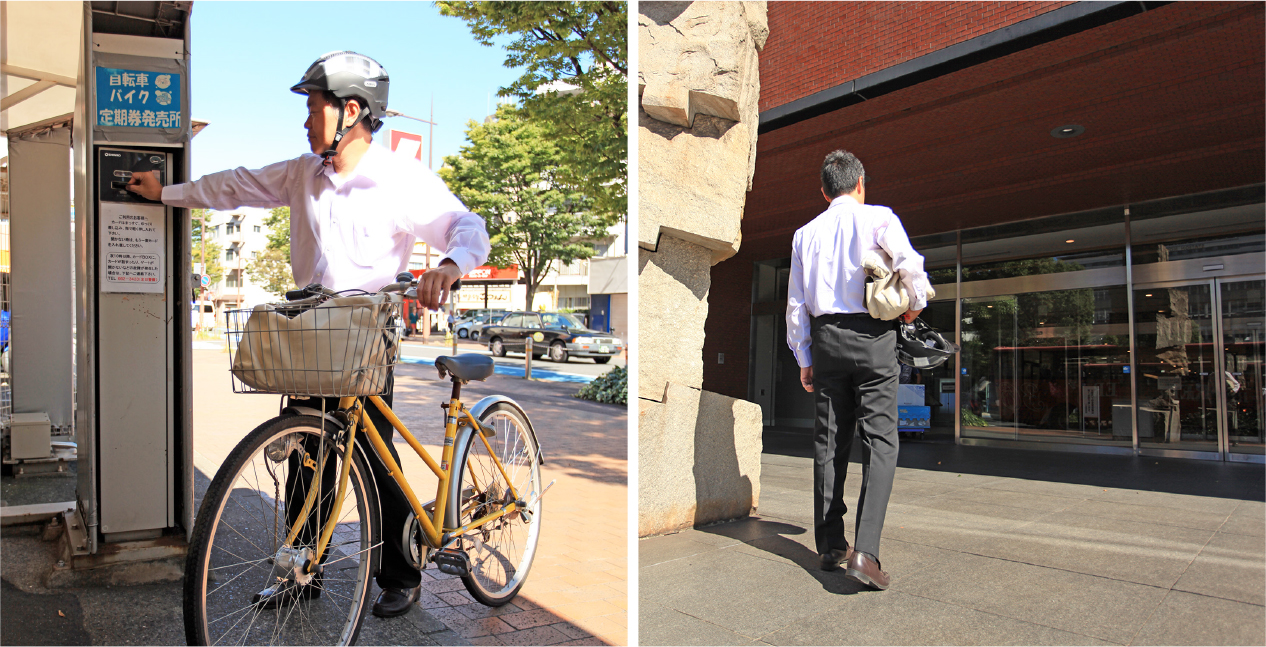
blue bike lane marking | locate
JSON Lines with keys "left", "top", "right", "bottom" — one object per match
{"left": 397, "top": 355, "right": 595, "bottom": 384}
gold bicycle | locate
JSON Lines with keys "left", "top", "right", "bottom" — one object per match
{"left": 183, "top": 276, "right": 548, "bottom": 645}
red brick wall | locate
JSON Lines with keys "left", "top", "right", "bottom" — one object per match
{"left": 760, "top": 1, "right": 1075, "bottom": 112}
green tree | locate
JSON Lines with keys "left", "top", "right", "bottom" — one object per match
{"left": 440, "top": 105, "right": 604, "bottom": 309}
{"left": 437, "top": 0, "right": 627, "bottom": 222}
{"left": 190, "top": 208, "right": 224, "bottom": 285}
{"left": 245, "top": 207, "right": 297, "bottom": 297}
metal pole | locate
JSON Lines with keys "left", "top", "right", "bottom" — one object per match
{"left": 524, "top": 335, "right": 532, "bottom": 380}
{"left": 429, "top": 96, "right": 434, "bottom": 171}
{"left": 449, "top": 287, "right": 457, "bottom": 356}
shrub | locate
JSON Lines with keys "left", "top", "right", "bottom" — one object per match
{"left": 576, "top": 365, "right": 627, "bottom": 405}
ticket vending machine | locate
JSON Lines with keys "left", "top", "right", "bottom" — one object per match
{"left": 70, "top": 7, "right": 193, "bottom": 556}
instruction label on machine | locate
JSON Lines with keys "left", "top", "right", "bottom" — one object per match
{"left": 101, "top": 202, "right": 165, "bottom": 293}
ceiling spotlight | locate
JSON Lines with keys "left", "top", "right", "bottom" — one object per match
{"left": 1051, "top": 124, "right": 1085, "bottom": 139}
{"left": 1145, "top": 294, "right": 1152, "bottom": 297}
{"left": 1065, "top": 239, "right": 1075, "bottom": 244}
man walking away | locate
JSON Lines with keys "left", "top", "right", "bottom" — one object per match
{"left": 786, "top": 150, "right": 931, "bottom": 590}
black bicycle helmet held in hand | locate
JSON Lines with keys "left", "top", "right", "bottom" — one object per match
{"left": 897, "top": 317, "right": 959, "bottom": 369}
{"left": 291, "top": 51, "right": 390, "bottom": 163}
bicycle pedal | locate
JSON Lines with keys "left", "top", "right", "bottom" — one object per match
{"left": 433, "top": 548, "right": 470, "bottom": 577}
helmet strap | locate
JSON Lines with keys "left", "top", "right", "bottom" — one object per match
{"left": 320, "top": 100, "right": 369, "bottom": 167}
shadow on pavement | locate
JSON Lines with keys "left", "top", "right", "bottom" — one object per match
{"left": 694, "top": 518, "right": 873, "bottom": 596}
{"left": 764, "top": 426, "right": 1265, "bottom": 501}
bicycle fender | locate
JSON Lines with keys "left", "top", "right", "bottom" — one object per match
{"left": 467, "top": 395, "right": 545, "bottom": 465}
{"left": 282, "top": 406, "right": 346, "bottom": 430}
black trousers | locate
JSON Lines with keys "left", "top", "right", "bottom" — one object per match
{"left": 285, "top": 372, "right": 421, "bottom": 591}
{"left": 810, "top": 314, "right": 899, "bottom": 558}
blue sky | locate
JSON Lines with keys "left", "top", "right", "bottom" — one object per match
{"left": 188, "top": 1, "right": 523, "bottom": 179}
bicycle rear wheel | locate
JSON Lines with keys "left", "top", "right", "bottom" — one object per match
{"left": 447, "top": 402, "right": 543, "bottom": 606}
{"left": 184, "top": 415, "right": 380, "bottom": 646}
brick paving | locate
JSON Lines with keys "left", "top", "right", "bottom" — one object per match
{"left": 192, "top": 349, "right": 628, "bottom": 646}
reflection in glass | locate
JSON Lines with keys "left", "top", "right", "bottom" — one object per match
{"left": 960, "top": 209, "right": 1124, "bottom": 281}
{"left": 1133, "top": 285, "right": 1219, "bottom": 452}
{"left": 961, "top": 286, "right": 1131, "bottom": 445}
{"left": 1223, "top": 280, "right": 1264, "bottom": 455}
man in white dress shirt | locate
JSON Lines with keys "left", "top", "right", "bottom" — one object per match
{"left": 786, "top": 150, "right": 930, "bottom": 590}
{"left": 128, "top": 51, "right": 490, "bottom": 616}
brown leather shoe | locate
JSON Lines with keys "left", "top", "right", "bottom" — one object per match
{"left": 844, "top": 551, "right": 890, "bottom": 590}
{"left": 818, "top": 546, "right": 855, "bottom": 571}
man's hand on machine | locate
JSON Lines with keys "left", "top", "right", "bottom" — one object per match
{"left": 417, "top": 261, "right": 462, "bottom": 310}
{"left": 125, "top": 170, "right": 164, "bottom": 202}
{"left": 902, "top": 307, "right": 923, "bottom": 323}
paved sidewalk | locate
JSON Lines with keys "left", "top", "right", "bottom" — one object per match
{"left": 640, "top": 439, "right": 1265, "bottom": 646}
{"left": 1, "top": 349, "right": 627, "bottom": 646}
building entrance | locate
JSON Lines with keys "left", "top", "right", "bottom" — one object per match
{"left": 1133, "top": 277, "right": 1265, "bottom": 461}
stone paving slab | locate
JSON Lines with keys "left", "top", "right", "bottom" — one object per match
{"left": 969, "top": 510, "right": 1216, "bottom": 588}
{"left": 895, "top": 551, "right": 1169, "bottom": 645}
{"left": 1220, "top": 500, "right": 1266, "bottom": 537}
{"left": 640, "top": 448, "right": 1266, "bottom": 646}
{"left": 760, "top": 589, "right": 1119, "bottom": 646}
{"left": 640, "top": 602, "right": 767, "bottom": 646}
{"left": 1130, "top": 590, "right": 1266, "bottom": 646}
{"left": 1172, "top": 531, "right": 1266, "bottom": 606}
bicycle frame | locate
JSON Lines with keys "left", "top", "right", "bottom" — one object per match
{"left": 281, "top": 380, "right": 524, "bottom": 568}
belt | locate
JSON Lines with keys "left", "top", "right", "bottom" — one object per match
{"left": 812, "top": 312, "right": 873, "bottom": 322}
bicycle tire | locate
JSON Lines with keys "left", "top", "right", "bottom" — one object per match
{"left": 183, "top": 415, "right": 380, "bottom": 646}
{"left": 447, "top": 402, "right": 543, "bottom": 606}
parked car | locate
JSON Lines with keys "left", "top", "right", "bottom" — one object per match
{"left": 455, "top": 313, "right": 500, "bottom": 339}
{"left": 482, "top": 311, "right": 623, "bottom": 363}
{"left": 471, "top": 313, "right": 508, "bottom": 341}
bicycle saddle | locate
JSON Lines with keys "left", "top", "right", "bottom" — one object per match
{"left": 435, "top": 354, "right": 494, "bottom": 382}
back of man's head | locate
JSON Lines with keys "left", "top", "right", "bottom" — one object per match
{"left": 821, "top": 150, "right": 865, "bottom": 199}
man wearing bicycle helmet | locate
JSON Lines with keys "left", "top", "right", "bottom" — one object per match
{"left": 127, "top": 51, "right": 490, "bottom": 617}
{"left": 786, "top": 150, "right": 930, "bottom": 591}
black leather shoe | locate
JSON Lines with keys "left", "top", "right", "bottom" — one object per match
{"left": 372, "top": 586, "right": 420, "bottom": 617}
{"left": 252, "top": 580, "right": 322, "bottom": 609}
{"left": 819, "top": 546, "right": 855, "bottom": 571}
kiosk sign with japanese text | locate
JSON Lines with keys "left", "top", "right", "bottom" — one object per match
{"left": 95, "top": 67, "right": 182, "bottom": 128}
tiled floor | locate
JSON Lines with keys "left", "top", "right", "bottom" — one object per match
{"left": 640, "top": 442, "right": 1265, "bottom": 646}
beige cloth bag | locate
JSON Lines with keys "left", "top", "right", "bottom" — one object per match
{"left": 862, "top": 251, "right": 935, "bottom": 321}
{"left": 230, "top": 293, "right": 403, "bottom": 396}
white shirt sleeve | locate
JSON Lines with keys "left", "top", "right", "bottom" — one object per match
{"left": 786, "top": 232, "right": 814, "bottom": 368}
{"left": 399, "top": 169, "right": 491, "bottom": 276}
{"left": 160, "top": 158, "right": 295, "bottom": 210}
{"left": 877, "top": 211, "right": 931, "bottom": 311}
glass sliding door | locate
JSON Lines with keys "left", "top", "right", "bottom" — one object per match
{"left": 1133, "top": 283, "right": 1220, "bottom": 454}
{"left": 961, "top": 286, "right": 1132, "bottom": 446}
{"left": 1222, "top": 279, "right": 1265, "bottom": 458}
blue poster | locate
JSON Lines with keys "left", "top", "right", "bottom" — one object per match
{"left": 95, "top": 67, "right": 182, "bottom": 128}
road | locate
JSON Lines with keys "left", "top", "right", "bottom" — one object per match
{"left": 400, "top": 335, "right": 625, "bottom": 382}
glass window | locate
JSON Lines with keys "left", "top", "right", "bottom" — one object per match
{"left": 501, "top": 314, "right": 523, "bottom": 328}
{"left": 961, "top": 209, "right": 1125, "bottom": 281}
{"left": 1131, "top": 202, "right": 1264, "bottom": 264}
{"left": 1133, "top": 284, "right": 1219, "bottom": 452}
{"left": 1223, "top": 279, "right": 1264, "bottom": 456}
{"left": 253, "top": 225, "right": 261, "bottom": 233}
{"left": 961, "top": 285, "right": 1132, "bottom": 446}
{"left": 523, "top": 314, "right": 542, "bottom": 329}
{"left": 910, "top": 232, "right": 957, "bottom": 286}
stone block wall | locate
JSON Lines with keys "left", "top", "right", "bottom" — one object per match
{"left": 637, "top": 1, "right": 769, "bottom": 537}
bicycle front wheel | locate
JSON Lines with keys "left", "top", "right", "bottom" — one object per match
{"left": 184, "top": 415, "right": 380, "bottom": 646}
{"left": 448, "top": 402, "right": 543, "bottom": 606}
